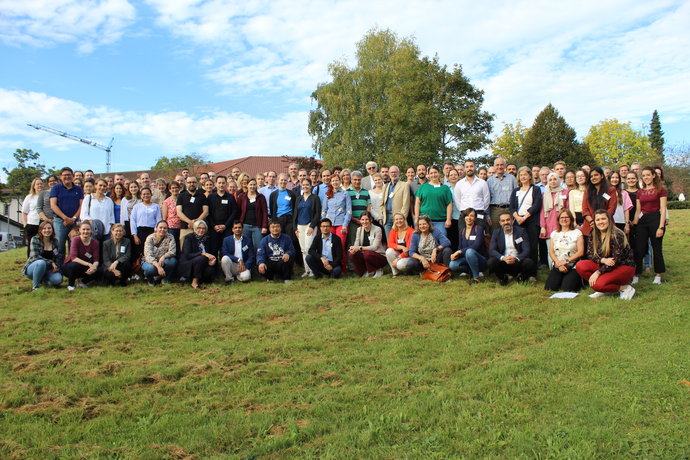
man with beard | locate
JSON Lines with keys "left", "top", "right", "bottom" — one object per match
{"left": 488, "top": 212, "right": 536, "bottom": 285}
{"left": 176, "top": 176, "right": 209, "bottom": 248}
{"left": 380, "top": 165, "right": 410, "bottom": 237}
{"left": 409, "top": 164, "right": 427, "bottom": 221}
{"left": 454, "top": 160, "right": 490, "bottom": 227}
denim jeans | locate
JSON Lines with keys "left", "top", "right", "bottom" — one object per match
{"left": 242, "top": 224, "right": 264, "bottom": 254}
{"left": 449, "top": 248, "right": 487, "bottom": 279}
{"left": 53, "top": 216, "right": 75, "bottom": 262}
{"left": 25, "top": 259, "right": 63, "bottom": 289}
{"left": 142, "top": 257, "right": 177, "bottom": 281}
{"left": 431, "top": 221, "right": 447, "bottom": 238}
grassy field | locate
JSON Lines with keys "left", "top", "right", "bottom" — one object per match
{"left": 1, "top": 211, "right": 689, "bottom": 459}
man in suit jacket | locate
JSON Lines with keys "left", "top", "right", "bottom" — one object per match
{"left": 488, "top": 211, "right": 536, "bottom": 285}
{"left": 306, "top": 218, "right": 343, "bottom": 279}
{"left": 220, "top": 221, "right": 255, "bottom": 283}
{"left": 361, "top": 161, "right": 378, "bottom": 191}
{"left": 380, "top": 165, "right": 411, "bottom": 237}
{"left": 102, "top": 223, "right": 132, "bottom": 286}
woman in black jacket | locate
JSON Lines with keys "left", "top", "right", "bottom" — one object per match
{"left": 178, "top": 220, "right": 217, "bottom": 288}
{"left": 293, "top": 178, "right": 322, "bottom": 277}
{"left": 102, "top": 223, "right": 132, "bottom": 286}
{"left": 509, "top": 166, "right": 543, "bottom": 268}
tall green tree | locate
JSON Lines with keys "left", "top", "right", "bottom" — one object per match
{"left": 491, "top": 121, "right": 528, "bottom": 163}
{"left": 308, "top": 28, "right": 493, "bottom": 169}
{"left": 151, "top": 153, "right": 208, "bottom": 170}
{"left": 522, "top": 104, "right": 593, "bottom": 167}
{"left": 649, "top": 110, "right": 665, "bottom": 163}
{"left": 2, "top": 149, "right": 49, "bottom": 195}
{"left": 585, "top": 119, "right": 659, "bottom": 167}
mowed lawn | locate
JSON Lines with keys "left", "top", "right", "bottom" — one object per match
{"left": 1, "top": 211, "right": 689, "bottom": 459}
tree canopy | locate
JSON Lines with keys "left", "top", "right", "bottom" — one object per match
{"left": 584, "top": 119, "right": 659, "bottom": 167}
{"left": 2, "top": 149, "right": 51, "bottom": 195}
{"left": 308, "top": 28, "right": 493, "bottom": 169}
{"left": 521, "top": 104, "right": 594, "bottom": 168}
{"left": 491, "top": 121, "right": 528, "bottom": 162}
{"left": 151, "top": 153, "right": 208, "bottom": 171}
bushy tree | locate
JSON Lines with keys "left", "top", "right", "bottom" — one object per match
{"left": 151, "top": 153, "right": 208, "bottom": 170}
{"left": 585, "top": 119, "right": 659, "bottom": 167}
{"left": 491, "top": 121, "right": 528, "bottom": 163}
{"left": 2, "top": 149, "right": 49, "bottom": 194}
{"left": 649, "top": 110, "right": 665, "bottom": 163}
{"left": 308, "top": 28, "right": 493, "bottom": 169}
{"left": 522, "top": 104, "right": 594, "bottom": 168}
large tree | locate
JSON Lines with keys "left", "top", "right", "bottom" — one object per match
{"left": 491, "top": 121, "right": 528, "bottom": 163}
{"left": 649, "top": 110, "right": 665, "bottom": 163}
{"left": 522, "top": 104, "right": 593, "bottom": 167}
{"left": 2, "top": 149, "right": 50, "bottom": 195}
{"left": 585, "top": 119, "right": 659, "bottom": 167}
{"left": 308, "top": 29, "right": 493, "bottom": 169}
{"left": 151, "top": 153, "right": 208, "bottom": 170}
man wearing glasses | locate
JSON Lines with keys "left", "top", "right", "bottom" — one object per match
{"left": 361, "top": 161, "right": 378, "bottom": 191}
{"left": 50, "top": 167, "right": 84, "bottom": 264}
{"left": 176, "top": 177, "right": 209, "bottom": 248}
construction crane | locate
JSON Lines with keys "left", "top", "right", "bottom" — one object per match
{"left": 27, "top": 123, "right": 114, "bottom": 173}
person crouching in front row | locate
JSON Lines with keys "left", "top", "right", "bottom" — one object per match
{"left": 257, "top": 219, "right": 296, "bottom": 283}
{"left": 487, "top": 211, "right": 536, "bottom": 285}
{"left": 306, "top": 218, "right": 342, "bottom": 279}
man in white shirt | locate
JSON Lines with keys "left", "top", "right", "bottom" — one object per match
{"left": 220, "top": 221, "right": 253, "bottom": 283}
{"left": 259, "top": 171, "right": 278, "bottom": 213}
{"left": 487, "top": 212, "right": 536, "bottom": 285}
{"left": 453, "top": 160, "right": 490, "bottom": 226}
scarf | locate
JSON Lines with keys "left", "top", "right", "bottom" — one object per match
{"left": 543, "top": 173, "right": 565, "bottom": 217}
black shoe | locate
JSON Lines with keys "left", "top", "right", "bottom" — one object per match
{"left": 499, "top": 277, "right": 508, "bottom": 286}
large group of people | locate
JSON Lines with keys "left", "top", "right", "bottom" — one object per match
{"left": 20, "top": 159, "right": 671, "bottom": 300}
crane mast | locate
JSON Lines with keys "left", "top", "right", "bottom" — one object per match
{"left": 27, "top": 123, "right": 114, "bottom": 173}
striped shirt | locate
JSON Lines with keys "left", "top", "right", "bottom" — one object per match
{"left": 348, "top": 187, "right": 370, "bottom": 218}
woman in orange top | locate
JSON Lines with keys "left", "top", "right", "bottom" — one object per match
{"left": 385, "top": 212, "right": 414, "bottom": 277}
{"left": 581, "top": 167, "right": 617, "bottom": 237}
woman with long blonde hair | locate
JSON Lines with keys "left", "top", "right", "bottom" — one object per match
{"left": 22, "top": 177, "right": 44, "bottom": 255}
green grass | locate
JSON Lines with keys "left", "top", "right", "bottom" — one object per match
{"left": 1, "top": 211, "right": 689, "bottom": 459}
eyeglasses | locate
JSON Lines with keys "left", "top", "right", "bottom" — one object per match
{"left": 367, "top": 166, "right": 376, "bottom": 170}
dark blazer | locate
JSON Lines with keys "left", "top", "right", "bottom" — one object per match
{"left": 457, "top": 224, "right": 488, "bottom": 257}
{"left": 178, "top": 233, "right": 214, "bottom": 278}
{"left": 103, "top": 237, "right": 132, "bottom": 267}
{"left": 221, "top": 234, "right": 255, "bottom": 269}
{"left": 489, "top": 225, "right": 530, "bottom": 261}
{"left": 269, "top": 188, "right": 296, "bottom": 218}
{"left": 207, "top": 192, "right": 238, "bottom": 229}
{"left": 308, "top": 232, "right": 343, "bottom": 268}
{"left": 509, "top": 185, "right": 543, "bottom": 227}
{"left": 292, "top": 193, "right": 322, "bottom": 230}
{"left": 237, "top": 193, "right": 268, "bottom": 229}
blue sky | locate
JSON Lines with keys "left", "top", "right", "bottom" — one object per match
{"left": 1, "top": 0, "right": 689, "bottom": 176}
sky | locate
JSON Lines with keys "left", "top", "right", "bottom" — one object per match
{"left": 1, "top": 0, "right": 689, "bottom": 176}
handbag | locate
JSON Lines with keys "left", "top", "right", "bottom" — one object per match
{"left": 421, "top": 262, "right": 451, "bottom": 282}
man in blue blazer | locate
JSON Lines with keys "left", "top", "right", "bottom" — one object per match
{"left": 488, "top": 211, "right": 536, "bottom": 285}
{"left": 220, "top": 221, "right": 255, "bottom": 283}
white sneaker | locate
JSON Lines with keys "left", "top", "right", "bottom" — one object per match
{"left": 620, "top": 285, "right": 636, "bottom": 300}
{"left": 76, "top": 281, "right": 88, "bottom": 289}
{"left": 131, "top": 274, "right": 141, "bottom": 281}
{"left": 362, "top": 272, "right": 370, "bottom": 278}
{"left": 653, "top": 276, "right": 661, "bottom": 284}
{"left": 458, "top": 272, "right": 468, "bottom": 277}
{"left": 372, "top": 269, "right": 383, "bottom": 278}
{"left": 631, "top": 276, "right": 639, "bottom": 285}
{"left": 589, "top": 291, "right": 606, "bottom": 298}
{"left": 67, "top": 285, "right": 76, "bottom": 291}
{"left": 284, "top": 279, "right": 292, "bottom": 284}
{"left": 301, "top": 272, "right": 311, "bottom": 278}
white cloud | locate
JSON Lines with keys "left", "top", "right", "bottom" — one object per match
{"left": 0, "top": 0, "right": 136, "bottom": 52}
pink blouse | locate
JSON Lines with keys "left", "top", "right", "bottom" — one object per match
{"left": 163, "top": 196, "right": 181, "bottom": 229}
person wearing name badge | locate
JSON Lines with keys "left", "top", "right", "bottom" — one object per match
{"left": 130, "top": 187, "right": 162, "bottom": 264}
{"left": 568, "top": 169, "right": 589, "bottom": 226}
{"left": 397, "top": 215, "right": 452, "bottom": 274}
{"left": 61, "top": 221, "right": 101, "bottom": 291}
{"left": 269, "top": 173, "right": 297, "bottom": 237}
{"left": 487, "top": 212, "right": 536, "bottom": 285}
{"left": 346, "top": 171, "right": 371, "bottom": 252}
{"left": 454, "top": 160, "right": 491, "bottom": 228}
{"left": 50, "top": 167, "right": 84, "bottom": 265}
{"left": 445, "top": 168, "right": 461, "bottom": 251}
{"left": 368, "top": 173, "right": 385, "bottom": 225}
{"left": 608, "top": 171, "right": 633, "bottom": 233}
{"left": 176, "top": 176, "right": 209, "bottom": 249}
{"left": 385, "top": 212, "right": 414, "bottom": 277}
{"left": 256, "top": 219, "right": 296, "bottom": 283}
{"left": 306, "top": 218, "right": 343, "bottom": 279}
{"left": 321, "top": 174, "right": 352, "bottom": 274}
{"left": 178, "top": 220, "right": 217, "bottom": 289}
{"left": 487, "top": 157, "right": 517, "bottom": 230}
{"left": 449, "top": 208, "right": 489, "bottom": 284}
{"left": 207, "top": 175, "right": 238, "bottom": 258}
{"left": 313, "top": 169, "right": 331, "bottom": 203}
{"left": 510, "top": 166, "right": 542, "bottom": 268}
{"left": 102, "top": 223, "right": 132, "bottom": 287}
{"left": 23, "top": 221, "right": 63, "bottom": 291}
{"left": 576, "top": 210, "right": 636, "bottom": 299}
{"left": 294, "top": 178, "right": 322, "bottom": 277}
{"left": 349, "top": 212, "right": 387, "bottom": 278}
{"left": 380, "top": 165, "right": 410, "bottom": 238}
{"left": 22, "top": 177, "right": 43, "bottom": 256}
{"left": 162, "top": 181, "right": 182, "bottom": 255}
{"left": 238, "top": 178, "right": 269, "bottom": 254}
{"left": 259, "top": 171, "right": 278, "bottom": 212}
{"left": 414, "top": 165, "right": 452, "bottom": 237}
{"left": 632, "top": 167, "right": 668, "bottom": 285}
{"left": 545, "top": 209, "right": 584, "bottom": 292}
{"left": 540, "top": 172, "right": 569, "bottom": 268}
{"left": 220, "top": 221, "right": 254, "bottom": 283}
{"left": 142, "top": 220, "right": 177, "bottom": 285}
{"left": 581, "top": 167, "right": 617, "bottom": 239}
{"left": 36, "top": 174, "right": 58, "bottom": 226}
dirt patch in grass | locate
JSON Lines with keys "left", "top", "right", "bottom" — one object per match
{"left": 0, "top": 440, "right": 28, "bottom": 460}
{"left": 151, "top": 444, "right": 196, "bottom": 460}
{"left": 262, "top": 312, "right": 295, "bottom": 324}
{"left": 269, "top": 424, "right": 286, "bottom": 437}
{"left": 12, "top": 395, "right": 70, "bottom": 414}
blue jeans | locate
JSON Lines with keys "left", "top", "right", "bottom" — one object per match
{"left": 432, "top": 221, "right": 447, "bottom": 238}
{"left": 384, "top": 220, "right": 393, "bottom": 241}
{"left": 242, "top": 224, "right": 263, "bottom": 252}
{"left": 25, "top": 259, "right": 63, "bottom": 289}
{"left": 53, "top": 216, "right": 75, "bottom": 262}
{"left": 449, "top": 248, "right": 487, "bottom": 279}
{"left": 142, "top": 257, "right": 177, "bottom": 281}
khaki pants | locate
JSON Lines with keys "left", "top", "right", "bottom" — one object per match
{"left": 180, "top": 228, "right": 193, "bottom": 249}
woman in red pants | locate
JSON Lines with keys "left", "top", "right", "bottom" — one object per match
{"left": 576, "top": 209, "right": 636, "bottom": 300}
{"left": 349, "top": 212, "right": 387, "bottom": 277}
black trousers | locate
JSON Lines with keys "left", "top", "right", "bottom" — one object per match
{"left": 209, "top": 227, "right": 231, "bottom": 259}
{"left": 487, "top": 257, "right": 536, "bottom": 281}
{"left": 634, "top": 211, "right": 665, "bottom": 274}
{"left": 103, "top": 262, "right": 132, "bottom": 286}
{"left": 545, "top": 267, "right": 583, "bottom": 291}
{"left": 516, "top": 220, "right": 540, "bottom": 269}
{"left": 133, "top": 226, "right": 154, "bottom": 261}
{"left": 448, "top": 219, "right": 459, "bottom": 252}
{"left": 262, "top": 258, "right": 294, "bottom": 281}
{"left": 62, "top": 262, "right": 101, "bottom": 286}
{"left": 306, "top": 254, "right": 342, "bottom": 278}
{"left": 25, "top": 224, "right": 39, "bottom": 256}
{"left": 187, "top": 255, "right": 217, "bottom": 283}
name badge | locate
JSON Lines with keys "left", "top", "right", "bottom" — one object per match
{"left": 515, "top": 237, "right": 523, "bottom": 244}
{"left": 602, "top": 193, "right": 611, "bottom": 200}
{"left": 285, "top": 195, "right": 291, "bottom": 201}
{"left": 250, "top": 198, "right": 256, "bottom": 203}
{"left": 477, "top": 214, "right": 484, "bottom": 219}
{"left": 327, "top": 242, "right": 332, "bottom": 247}
{"left": 85, "top": 252, "right": 92, "bottom": 258}
{"left": 503, "top": 186, "right": 510, "bottom": 192}
{"left": 221, "top": 199, "right": 228, "bottom": 204}
{"left": 242, "top": 245, "right": 248, "bottom": 251}
{"left": 337, "top": 207, "right": 343, "bottom": 213}
{"left": 120, "top": 246, "right": 126, "bottom": 253}
{"left": 433, "top": 184, "right": 441, "bottom": 188}
{"left": 389, "top": 192, "right": 394, "bottom": 199}
{"left": 562, "top": 193, "right": 568, "bottom": 200}
{"left": 398, "top": 239, "right": 405, "bottom": 244}
{"left": 469, "top": 235, "right": 476, "bottom": 241}
{"left": 355, "top": 194, "right": 360, "bottom": 200}
{"left": 190, "top": 196, "right": 195, "bottom": 203}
